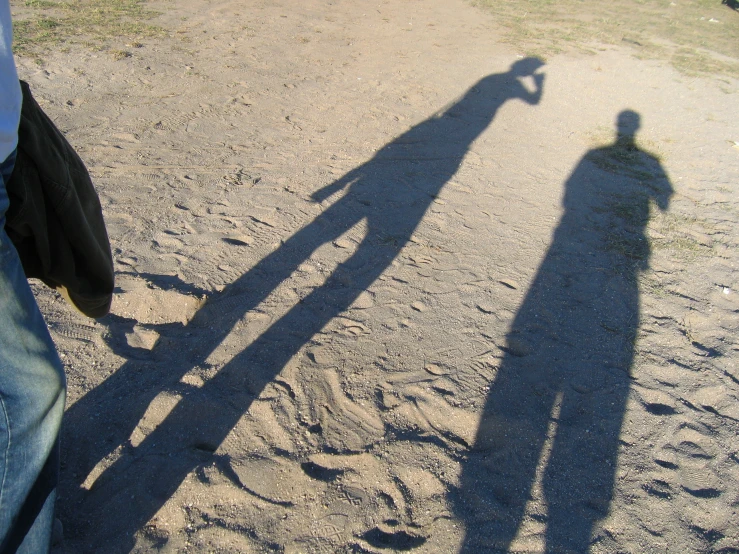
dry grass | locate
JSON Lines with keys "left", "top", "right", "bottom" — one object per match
{"left": 10, "top": 0, "right": 162, "bottom": 57}
{"left": 473, "top": 0, "right": 739, "bottom": 78}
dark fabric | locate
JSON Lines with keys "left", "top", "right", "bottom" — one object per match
{"left": 5, "top": 80, "right": 113, "bottom": 318}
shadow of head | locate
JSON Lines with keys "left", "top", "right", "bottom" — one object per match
{"left": 510, "top": 57, "right": 545, "bottom": 76}
{"left": 617, "top": 109, "right": 640, "bottom": 140}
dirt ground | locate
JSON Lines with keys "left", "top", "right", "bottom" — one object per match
{"left": 10, "top": 0, "right": 739, "bottom": 552}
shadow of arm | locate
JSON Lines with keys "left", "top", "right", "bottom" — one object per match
{"left": 523, "top": 72, "right": 545, "bottom": 105}
{"left": 647, "top": 158, "right": 674, "bottom": 212}
{"left": 311, "top": 167, "right": 362, "bottom": 203}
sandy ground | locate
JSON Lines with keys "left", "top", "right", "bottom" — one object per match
{"left": 11, "top": 0, "right": 739, "bottom": 552}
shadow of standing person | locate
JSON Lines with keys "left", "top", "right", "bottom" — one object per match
{"left": 59, "top": 59, "right": 545, "bottom": 551}
{"left": 457, "top": 111, "right": 673, "bottom": 553}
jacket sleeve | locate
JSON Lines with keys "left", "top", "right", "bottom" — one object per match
{"left": 5, "top": 80, "right": 114, "bottom": 318}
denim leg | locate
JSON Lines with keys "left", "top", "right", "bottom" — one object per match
{"left": 0, "top": 152, "right": 66, "bottom": 554}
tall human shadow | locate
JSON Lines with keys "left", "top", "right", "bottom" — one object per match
{"left": 456, "top": 111, "right": 673, "bottom": 553}
{"left": 59, "top": 58, "right": 545, "bottom": 551}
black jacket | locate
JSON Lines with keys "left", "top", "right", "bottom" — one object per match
{"left": 5, "top": 80, "right": 113, "bottom": 318}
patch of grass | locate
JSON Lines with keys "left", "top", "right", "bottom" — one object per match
{"left": 606, "top": 231, "right": 650, "bottom": 262}
{"left": 587, "top": 126, "right": 666, "bottom": 158}
{"left": 611, "top": 195, "right": 650, "bottom": 227}
{"left": 649, "top": 211, "right": 715, "bottom": 259}
{"left": 588, "top": 143, "right": 666, "bottom": 182}
{"left": 10, "top": 0, "right": 162, "bottom": 57}
{"left": 591, "top": 191, "right": 653, "bottom": 263}
{"left": 639, "top": 273, "right": 669, "bottom": 298}
{"left": 671, "top": 46, "right": 739, "bottom": 78}
{"left": 25, "top": 0, "right": 60, "bottom": 7}
{"left": 593, "top": 186, "right": 715, "bottom": 265}
{"left": 110, "top": 49, "right": 132, "bottom": 60}
{"left": 473, "top": 0, "right": 739, "bottom": 78}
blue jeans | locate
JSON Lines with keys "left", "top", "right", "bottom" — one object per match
{"left": 0, "top": 151, "right": 65, "bottom": 554}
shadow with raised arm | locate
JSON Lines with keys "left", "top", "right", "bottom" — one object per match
{"left": 456, "top": 110, "right": 673, "bottom": 553}
{"left": 59, "top": 58, "right": 546, "bottom": 552}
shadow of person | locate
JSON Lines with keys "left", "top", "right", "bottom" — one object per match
{"left": 456, "top": 110, "right": 673, "bottom": 553}
{"left": 58, "top": 58, "right": 546, "bottom": 551}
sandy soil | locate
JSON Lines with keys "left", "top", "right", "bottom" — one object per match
{"left": 11, "top": 0, "right": 739, "bottom": 552}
